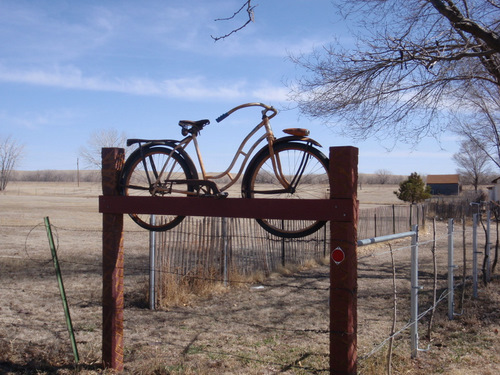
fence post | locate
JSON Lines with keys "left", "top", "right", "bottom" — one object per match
{"left": 44, "top": 216, "right": 80, "bottom": 363}
{"left": 422, "top": 205, "right": 426, "bottom": 230}
{"left": 324, "top": 224, "right": 328, "bottom": 258}
{"left": 392, "top": 205, "right": 396, "bottom": 234}
{"left": 448, "top": 218, "right": 455, "bottom": 320}
{"left": 281, "top": 220, "right": 286, "bottom": 267}
{"left": 472, "top": 214, "right": 479, "bottom": 299}
{"left": 149, "top": 215, "right": 156, "bottom": 310}
{"left": 222, "top": 217, "right": 228, "bottom": 287}
{"left": 329, "top": 146, "right": 358, "bottom": 375}
{"left": 101, "top": 147, "right": 125, "bottom": 371}
{"left": 486, "top": 205, "right": 491, "bottom": 283}
{"left": 417, "top": 204, "right": 420, "bottom": 228}
{"left": 410, "top": 224, "right": 420, "bottom": 358}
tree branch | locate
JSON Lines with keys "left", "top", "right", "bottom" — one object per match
{"left": 429, "top": 0, "right": 500, "bottom": 53}
{"left": 211, "top": 1, "right": 256, "bottom": 41}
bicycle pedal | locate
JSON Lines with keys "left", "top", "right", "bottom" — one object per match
{"left": 217, "top": 192, "right": 229, "bottom": 199}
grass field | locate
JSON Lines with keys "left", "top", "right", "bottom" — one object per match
{"left": 0, "top": 181, "right": 499, "bottom": 374}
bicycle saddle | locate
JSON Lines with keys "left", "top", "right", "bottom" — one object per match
{"left": 179, "top": 119, "right": 210, "bottom": 136}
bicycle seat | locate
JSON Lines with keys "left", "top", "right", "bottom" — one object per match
{"left": 283, "top": 128, "right": 310, "bottom": 137}
{"left": 179, "top": 119, "right": 210, "bottom": 136}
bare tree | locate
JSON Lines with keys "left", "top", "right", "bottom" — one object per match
{"left": 455, "top": 84, "right": 500, "bottom": 170}
{"left": 79, "top": 128, "right": 128, "bottom": 170}
{"left": 374, "top": 169, "right": 393, "bottom": 184}
{"left": 289, "top": 0, "right": 500, "bottom": 144}
{"left": 453, "top": 138, "right": 492, "bottom": 191}
{"left": 0, "top": 135, "right": 24, "bottom": 191}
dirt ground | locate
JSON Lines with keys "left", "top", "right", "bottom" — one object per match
{"left": 0, "top": 182, "right": 499, "bottom": 374}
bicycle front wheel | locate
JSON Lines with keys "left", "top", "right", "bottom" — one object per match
{"left": 120, "top": 146, "right": 197, "bottom": 231}
{"left": 242, "top": 142, "right": 329, "bottom": 238}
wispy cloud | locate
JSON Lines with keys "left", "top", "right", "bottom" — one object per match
{"left": 0, "top": 108, "right": 79, "bottom": 130}
{"left": 251, "top": 84, "right": 290, "bottom": 102}
{"left": 0, "top": 2, "right": 118, "bottom": 64}
{"left": 0, "top": 64, "right": 290, "bottom": 102}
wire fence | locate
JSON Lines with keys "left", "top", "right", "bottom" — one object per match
{"left": 0, "top": 206, "right": 497, "bottom": 373}
{"left": 357, "top": 204, "right": 425, "bottom": 240}
{"left": 357, "top": 221, "right": 458, "bottom": 365}
{"left": 156, "top": 217, "right": 329, "bottom": 275}
{"left": 154, "top": 204, "right": 426, "bottom": 300}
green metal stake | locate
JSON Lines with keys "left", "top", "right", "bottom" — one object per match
{"left": 44, "top": 217, "right": 80, "bottom": 364}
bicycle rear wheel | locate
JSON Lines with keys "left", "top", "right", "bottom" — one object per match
{"left": 242, "top": 142, "right": 329, "bottom": 238}
{"left": 120, "top": 146, "right": 197, "bottom": 231}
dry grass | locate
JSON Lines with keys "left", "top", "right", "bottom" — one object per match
{"left": 357, "top": 278, "right": 500, "bottom": 374}
{"left": 157, "top": 267, "right": 228, "bottom": 309}
{"left": 157, "top": 256, "right": 330, "bottom": 309}
{"left": 0, "top": 181, "right": 499, "bottom": 374}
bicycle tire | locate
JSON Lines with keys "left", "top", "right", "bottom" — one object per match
{"left": 242, "top": 141, "right": 329, "bottom": 238}
{"left": 120, "top": 146, "right": 198, "bottom": 231}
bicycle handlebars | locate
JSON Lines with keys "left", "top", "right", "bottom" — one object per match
{"left": 216, "top": 102, "right": 277, "bottom": 123}
{"left": 216, "top": 112, "right": 229, "bottom": 123}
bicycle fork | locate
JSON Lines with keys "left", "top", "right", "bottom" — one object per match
{"left": 270, "top": 144, "right": 312, "bottom": 194}
{"left": 261, "top": 112, "right": 313, "bottom": 194}
{"left": 288, "top": 145, "right": 312, "bottom": 192}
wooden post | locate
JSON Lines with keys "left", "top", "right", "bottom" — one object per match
{"left": 101, "top": 148, "right": 125, "bottom": 371}
{"left": 329, "top": 146, "right": 358, "bottom": 374}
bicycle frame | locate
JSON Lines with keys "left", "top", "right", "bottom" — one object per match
{"left": 146, "top": 103, "right": 301, "bottom": 196}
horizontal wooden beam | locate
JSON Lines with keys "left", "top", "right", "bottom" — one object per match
{"left": 99, "top": 195, "right": 355, "bottom": 222}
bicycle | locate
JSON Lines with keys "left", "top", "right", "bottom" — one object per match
{"left": 119, "top": 102, "right": 329, "bottom": 238}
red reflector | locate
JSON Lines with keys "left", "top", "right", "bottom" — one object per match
{"left": 331, "top": 247, "right": 345, "bottom": 265}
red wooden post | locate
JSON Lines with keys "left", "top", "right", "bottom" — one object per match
{"left": 101, "top": 148, "right": 125, "bottom": 371}
{"left": 329, "top": 146, "right": 358, "bottom": 374}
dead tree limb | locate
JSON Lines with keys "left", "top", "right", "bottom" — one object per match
{"left": 211, "top": 1, "right": 256, "bottom": 41}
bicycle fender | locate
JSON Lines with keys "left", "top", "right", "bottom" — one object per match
{"left": 273, "top": 136, "right": 322, "bottom": 148}
{"left": 126, "top": 138, "right": 180, "bottom": 147}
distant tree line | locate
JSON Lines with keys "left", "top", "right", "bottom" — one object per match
{"left": 359, "top": 170, "right": 405, "bottom": 185}
{"left": 9, "top": 168, "right": 499, "bottom": 188}
{"left": 11, "top": 170, "right": 100, "bottom": 183}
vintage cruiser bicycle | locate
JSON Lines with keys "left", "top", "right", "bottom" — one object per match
{"left": 119, "top": 102, "right": 329, "bottom": 238}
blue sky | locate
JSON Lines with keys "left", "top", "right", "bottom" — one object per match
{"left": 0, "top": 0, "right": 459, "bottom": 175}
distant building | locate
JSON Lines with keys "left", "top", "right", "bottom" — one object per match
{"left": 426, "top": 174, "right": 460, "bottom": 195}
{"left": 489, "top": 177, "right": 500, "bottom": 201}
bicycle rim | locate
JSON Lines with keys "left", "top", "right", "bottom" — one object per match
{"left": 243, "top": 142, "right": 329, "bottom": 238}
{"left": 120, "top": 147, "right": 196, "bottom": 231}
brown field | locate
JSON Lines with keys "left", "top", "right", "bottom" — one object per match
{"left": 0, "top": 181, "right": 499, "bottom": 374}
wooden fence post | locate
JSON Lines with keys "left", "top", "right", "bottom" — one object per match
{"left": 101, "top": 147, "right": 125, "bottom": 371}
{"left": 329, "top": 146, "right": 359, "bottom": 375}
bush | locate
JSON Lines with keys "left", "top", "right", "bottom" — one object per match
{"left": 394, "top": 172, "right": 431, "bottom": 203}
